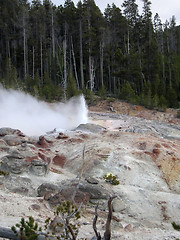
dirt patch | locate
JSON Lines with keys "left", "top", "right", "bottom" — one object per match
{"left": 89, "top": 99, "right": 180, "bottom": 125}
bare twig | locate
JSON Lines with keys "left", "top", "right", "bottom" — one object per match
{"left": 67, "top": 202, "right": 83, "bottom": 220}
{"left": 93, "top": 203, "right": 101, "bottom": 240}
{"left": 66, "top": 219, "right": 76, "bottom": 240}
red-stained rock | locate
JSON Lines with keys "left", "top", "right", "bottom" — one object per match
{"left": 52, "top": 154, "right": 66, "bottom": 167}
{"left": 154, "top": 143, "right": 161, "bottom": 148}
{"left": 67, "top": 138, "right": 84, "bottom": 143}
{"left": 56, "top": 132, "right": 69, "bottom": 139}
{"left": 39, "top": 148, "right": 51, "bottom": 152}
{"left": 49, "top": 167, "right": 63, "bottom": 174}
{"left": 16, "top": 130, "right": 26, "bottom": 137}
{"left": 79, "top": 134, "right": 89, "bottom": 139}
{"left": 0, "top": 139, "right": 8, "bottom": 146}
{"left": 38, "top": 152, "right": 51, "bottom": 164}
{"left": 25, "top": 156, "right": 39, "bottom": 163}
{"left": 124, "top": 224, "right": 133, "bottom": 231}
{"left": 37, "top": 136, "right": 48, "bottom": 148}
{"left": 162, "top": 143, "right": 171, "bottom": 149}
{"left": 153, "top": 148, "right": 161, "bottom": 155}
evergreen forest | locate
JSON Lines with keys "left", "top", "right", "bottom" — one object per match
{"left": 0, "top": 0, "right": 180, "bottom": 109}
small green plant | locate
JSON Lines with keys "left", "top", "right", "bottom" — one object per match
{"left": 103, "top": 173, "right": 120, "bottom": 185}
{"left": 11, "top": 216, "right": 42, "bottom": 240}
{"left": 45, "top": 200, "right": 81, "bottom": 239}
{"left": 107, "top": 97, "right": 116, "bottom": 103}
{"left": 0, "top": 169, "right": 9, "bottom": 176}
{"left": 172, "top": 222, "right": 180, "bottom": 231}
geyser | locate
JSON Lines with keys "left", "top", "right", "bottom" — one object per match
{"left": 0, "top": 87, "right": 88, "bottom": 136}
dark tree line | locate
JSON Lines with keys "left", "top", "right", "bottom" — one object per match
{"left": 0, "top": 0, "right": 180, "bottom": 108}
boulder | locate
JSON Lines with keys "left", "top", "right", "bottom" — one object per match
{"left": 112, "top": 198, "right": 127, "bottom": 213}
{"left": 79, "top": 181, "right": 110, "bottom": 200}
{"left": 2, "top": 175, "right": 36, "bottom": 196}
{"left": 37, "top": 183, "right": 60, "bottom": 197}
{"left": 0, "top": 128, "right": 18, "bottom": 137}
{"left": 85, "top": 176, "right": 99, "bottom": 184}
{"left": 11, "top": 187, "right": 29, "bottom": 195}
{"left": 29, "top": 160, "right": 48, "bottom": 176}
{"left": 48, "top": 187, "right": 90, "bottom": 207}
{"left": 75, "top": 123, "right": 106, "bottom": 133}
{"left": 0, "top": 155, "right": 29, "bottom": 174}
{"left": 2, "top": 135, "right": 23, "bottom": 146}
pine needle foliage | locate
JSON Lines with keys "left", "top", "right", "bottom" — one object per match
{"left": 11, "top": 217, "right": 42, "bottom": 240}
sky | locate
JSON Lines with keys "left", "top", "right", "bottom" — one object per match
{"left": 49, "top": 0, "right": 180, "bottom": 26}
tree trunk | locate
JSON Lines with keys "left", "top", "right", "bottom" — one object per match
{"left": 89, "top": 55, "right": 95, "bottom": 91}
{"left": 23, "top": 15, "right": 27, "bottom": 78}
{"left": 51, "top": 10, "right": 55, "bottom": 58}
{"left": 88, "top": 18, "right": 94, "bottom": 91}
{"left": 127, "top": 29, "right": 130, "bottom": 54}
{"left": 161, "top": 33, "right": 166, "bottom": 84}
{"left": 108, "top": 63, "right": 111, "bottom": 93}
{"left": 32, "top": 46, "right": 35, "bottom": 79}
{"left": 113, "top": 76, "right": 116, "bottom": 94}
{"left": 7, "top": 38, "right": 11, "bottom": 59}
{"left": 40, "top": 37, "right": 43, "bottom": 83}
{"left": 167, "top": 35, "right": 172, "bottom": 87}
{"left": 63, "top": 22, "right": 67, "bottom": 99}
{"left": 63, "top": 25, "right": 67, "bottom": 89}
{"left": 71, "top": 36, "right": 80, "bottom": 90}
{"left": 100, "top": 39, "right": 104, "bottom": 87}
{"left": 79, "top": 19, "right": 84, "bottom": 89}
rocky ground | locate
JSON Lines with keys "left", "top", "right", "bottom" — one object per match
{"left": 0, "top": 99, "right": 180, "bottom": 239}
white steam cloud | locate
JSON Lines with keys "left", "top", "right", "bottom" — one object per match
{"left": 0, "top": 87, "right": 88, "bottom": 136}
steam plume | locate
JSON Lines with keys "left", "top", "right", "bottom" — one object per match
{"left": 0, "top": 87, "right": 88, "bottom": 136}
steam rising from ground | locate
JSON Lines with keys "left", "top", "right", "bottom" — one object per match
{"left": 0, "top": 87, "right": 88, "bottom": 136}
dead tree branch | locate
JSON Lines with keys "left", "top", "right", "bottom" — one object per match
{"left": 104, "top": 196, "right": 117, "bottom": 240}
{"left": 93, "top": 203, "right": 101, "bottom": 240}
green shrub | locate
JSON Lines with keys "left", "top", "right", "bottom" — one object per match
{"left": 0, "top": 169, "right": 9, "bottom": 176}
{"left": 11, "top": 216, "right": 42, "bottom": 240}
{"left": 152, "top": 94, "right": 159, "bottom": 109}
{"left": 83, "top": 88, "right": 96, "bottom": 105}
{"left": 66, "top": 71, "right": 81, "bottom": 99}
{"left": 107, "top": 97, "right": 116, "bottom": 103}
{"left": 120, "top": 82, "right": 136, "bottom": 102}
{"left": 44, "top": 200, "right": 81, "bottom": 239}
{"left": 172, "top": 222, "right": 180, "bottom": 231}
{"left": 103, "top": 173, "right": 120, "bottom": 185}
{"left": 158, "top": 95, "right": 167, "bottom": 112}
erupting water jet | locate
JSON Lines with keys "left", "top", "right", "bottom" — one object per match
{"left": 0, "top": 87, "right": 88, "bottom": 136}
